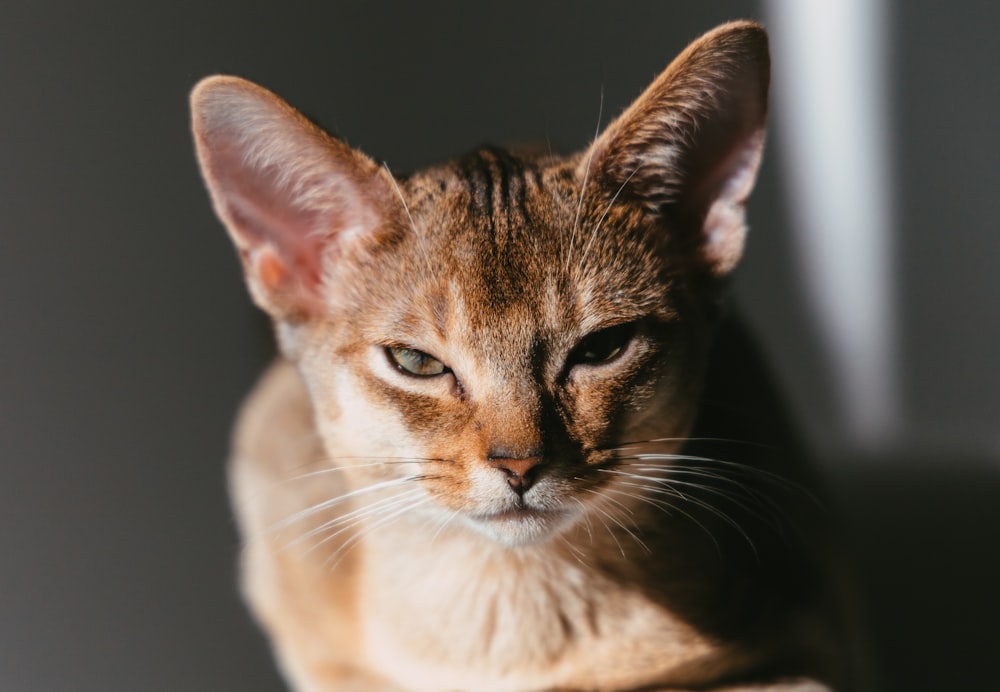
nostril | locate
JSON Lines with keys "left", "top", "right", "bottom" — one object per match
{"left": 487, "top": 453, "right": 545, "bottom": 493}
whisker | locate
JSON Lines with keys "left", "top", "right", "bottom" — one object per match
{"left": 325, "top": 497, "right": 433, "bottom": 570}
{"left": 611, "top": 479, "right": 758, "bottom": 559}
{"left": 569, "top": 495, "right": 596, "bottom": 547}
{"left": 383, "top": 163, "right": 434, "bottom": 275}
{"left": 288, "top": 488, "right": 424, "bottom": 554}
{"left": 600, "top": 484, "right": 722, "bottom": 555}
{"left": 279, "top": 460, "right": 425, "bottom": 485}
{"left": 324, "top": 455, "right": 452, "bottom": 464}
{"left": 583, "top": 488, "right": 649, "bottom": 555}
{"left": 597, "top": 482, "right": 679, "bottom": 521}
{"left": 265, "top": 476, "right": 422, "bottom": 536}
{"left": 616, "top": 464, "right": 790, "bottom": 520}
{"left": 270, "top": 456, "right": 447, "bottom": 497}
{"left": 615, "top": 452, "right": 818, "bottom": 503}
{"left": 586, "top": 501, "right": 627, "bottom": 559}
{"left": 556, "top": 532, "right": 589, "bottom": 568}
{"left": 426, "top": 508, "right": 459, "bottom": 550}
{"left": 604, "top": 436, "right": 769, "bottom": 451}
{"left": 601, "top": 467, "right": 777, "bottom": 524}
{"left": 566, "top": 86, "right": 604, "bottom": 272}
{"left": 578, "top": 162, "right": 643, "bottom": 269}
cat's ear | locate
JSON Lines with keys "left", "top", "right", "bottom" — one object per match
{"left": 191, "top": 76, "right": 396, "bottom": 319}
{"left": 584, "top": 21, "right": 769, "bottom": 276}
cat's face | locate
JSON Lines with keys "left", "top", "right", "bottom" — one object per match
{"left": 192, "top": 22, "right": 769, "bottom": 546}
{"left": 292, "top": 151, "right": 709, "bottom": 545}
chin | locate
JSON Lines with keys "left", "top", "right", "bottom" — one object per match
{"left": 463, "top": 506, "right": 578, "bottom": 547}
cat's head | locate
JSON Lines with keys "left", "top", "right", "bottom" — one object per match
{"left": 192, "top": 22, "right": 769, "bottom": 546}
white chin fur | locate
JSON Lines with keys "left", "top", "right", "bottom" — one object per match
{"left": 460, "top": 509, "right": 578, "bottom": 547}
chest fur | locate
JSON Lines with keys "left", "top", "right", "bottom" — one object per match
{"left": 355, "top": 526, "right": 719, "bottom": 691}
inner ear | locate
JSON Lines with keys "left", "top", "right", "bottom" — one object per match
{"left": 191, "top": 75, "right": 399, "bottom": 318}
{"left": 584, "top": 21, "right": 770, "bottom": 276}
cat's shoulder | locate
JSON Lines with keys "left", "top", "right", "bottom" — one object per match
{"left": 229, "top": 359, "right": 328, "bottom": 537}
{"left": 232, "top": 358, "right": 315, "bottom": 471}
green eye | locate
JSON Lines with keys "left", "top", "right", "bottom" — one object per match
{"left": 569, "top": 323, "right": 636, "bottom": 366}
{"left": 386, "top": 346, "right": 448, "bottom": 377}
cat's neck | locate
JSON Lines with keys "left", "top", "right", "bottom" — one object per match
{"left": 354, "top": 508, "right": 727, "bottom": 690}
{"left": 358, "top": 499, "right": 717, "bottom": 594}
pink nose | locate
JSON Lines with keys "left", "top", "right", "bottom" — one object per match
{"left": 487, "top": 454, "right": 545, "bottom": 494}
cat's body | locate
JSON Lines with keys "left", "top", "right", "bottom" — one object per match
{"left": 232, "top": 323, "right": 835, "bottom": 692}
{"left": 193, "top": 22, "right": 845, "bottom": 691}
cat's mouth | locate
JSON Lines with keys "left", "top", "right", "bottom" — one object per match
{"left": 480, "top": 506, "right": 550, "bottom": 522}
{"left": 464, "top": 501, "right": 577, "bottom": 546}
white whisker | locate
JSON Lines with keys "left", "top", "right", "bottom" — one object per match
{"left": 600, "top": 483, "right": 721, "bottom": 555}
{"left": 291, "top": 488, "right": 426, "bottom": 554}
{"left": 578, "top": 163, "right": 643, "bottom": 270}
{"left": 325, "top": 496, "right": 432, "bottom": 570}
{"left": 587, "top": 501, "right": 627, "bottom": 559}
{"left": 619, "top": 464, "right": 790, "bottom": 522}
{"left": 614, "top": 450, "right": 818, "bottom": 503}
{"left": 274, "top": 491, "right": 420, "bottom": 560}
{"left": 383, "top": 163, "right": 434, "bottom": 274}
{"left": 583, "top": 488, "right": 649, "bottom": 555}
{"left": 600, "top": 467, "right": 772, "bottom": 523}
{"left": 557, "top": 532, "right": 589, "bottom": 567}
{"left": 265, "top": 476, "right": 421, "bottom": 537}
{"left": 426, "top": 507, "right": 459, "bottom": 550}
{"left": 571, "top": 496, "right": 595, "bottom": 546}
{"left": 610, "top": 478, "right": 758, "bottom": 558}
{"left": 566, "top": 87, "right": 604, "bottom": 272}
{"left": 281, "top": 460, "right": 416, "bottom": 485}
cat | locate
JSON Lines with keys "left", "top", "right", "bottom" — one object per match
{"left": 192, "top": 21, "right": 847, "bottom": 692}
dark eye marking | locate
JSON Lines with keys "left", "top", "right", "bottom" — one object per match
{"left": 567, "top": 322, "right": 637, "bottom": 367}
{"left": 385, "top": 346, "right": 449, "bottom": 378}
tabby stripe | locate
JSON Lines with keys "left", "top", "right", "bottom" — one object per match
{"left": 492, "top": 147, "right": 533, "bottom": 227}
{"left": 461, "top": 147, "right": 533, "bottom": 243}
{"left": 462, "top": 150, "right": 494, "bottom": 226}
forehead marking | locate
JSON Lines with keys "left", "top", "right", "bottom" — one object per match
{"left": 459, "top": 147, "right": 533, "bottom": 242}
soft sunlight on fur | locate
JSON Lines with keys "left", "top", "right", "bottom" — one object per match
{"left": 193, "top": 21, "right": 847, "bottom": 692}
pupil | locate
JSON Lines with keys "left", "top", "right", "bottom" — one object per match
{"left": 575, "top": 323, "right": 633, "bottom": 364}
{"left": 388, "top": 346, "right": 445, "bottom": 377}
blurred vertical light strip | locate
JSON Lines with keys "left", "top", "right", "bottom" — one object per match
{"left": 763, "top": 0, "right": 898, "bottom": 449}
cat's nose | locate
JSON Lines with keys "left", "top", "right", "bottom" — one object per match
{"left": 487, "top": 450, "right": 544, "bottom": 494}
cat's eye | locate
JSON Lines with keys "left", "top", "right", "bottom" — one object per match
{"left": 569, "top": 323, "right": 636, "bottom": 366}
{"left": 386, "top": 346, "right": 449, "bottom": 377}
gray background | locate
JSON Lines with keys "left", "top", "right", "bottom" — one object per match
{"left": 2, "top": 1, "right": 997, "bottom": 690}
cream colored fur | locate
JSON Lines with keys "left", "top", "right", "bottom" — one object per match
{"left": 231, "top": 362, "right": 828, "bottom": 691}
{"left": 193, "top": 21, "right": 840, "bottom": 692}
